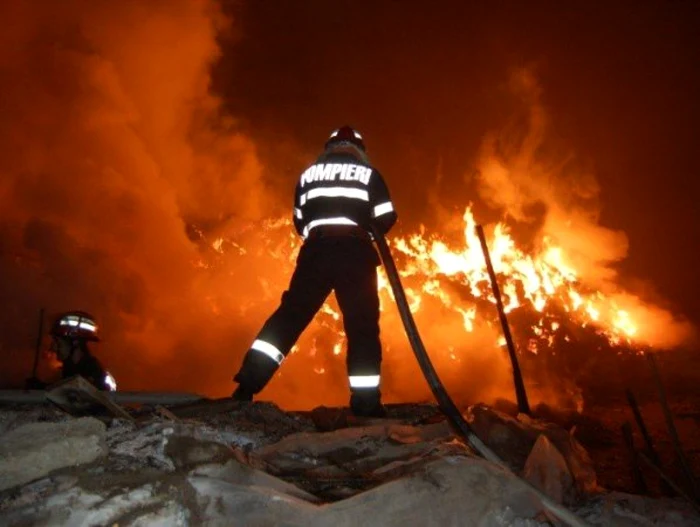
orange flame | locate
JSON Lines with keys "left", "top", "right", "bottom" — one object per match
{"left": 387, "top": 206, "right": 639, "bottom": 347}
{"left": 191, "top": 202, "right": 690, "bottom": 410}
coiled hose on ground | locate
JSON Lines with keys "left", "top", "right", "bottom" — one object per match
{"left": 370, "top": 226, "right": 589, "bottom": 527}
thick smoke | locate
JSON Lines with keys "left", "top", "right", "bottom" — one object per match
{"left": 1, "top": 0, "right": 497, "bottom": 409}
{"left": 1, "top": 4, "right": 692, "bottom": 412}
{"left": 0, "top": 0, "right": 271, "bottom": 393}
{"left": 473, "top": 68, "right": 694, "bottom": 349}
{"left": 475, "top": 69, "right": 627, "bottom": 283}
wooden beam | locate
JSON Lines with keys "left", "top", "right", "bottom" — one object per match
{"left": 46, "top": 375, "right": 134, "bottom": 421}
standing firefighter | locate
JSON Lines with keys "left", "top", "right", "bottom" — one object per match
{"left": 232, "top": 126, "right": 397, "bottom": 417}
{"left": 49, "top": 311, "right": 115, "bottom": 391}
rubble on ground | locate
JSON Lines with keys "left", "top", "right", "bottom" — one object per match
{"left": 0, "top": 400, "right": 698, "bottom": 526}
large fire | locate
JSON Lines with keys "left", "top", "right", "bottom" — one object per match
{"left": 1, "top": 2, "right": 694, "bottom": 411}
{"left": 192, "top": 202, "right": 686, "bottom": 411}
{"left": 386, "top": 206, "right": 638, "bottom": 349}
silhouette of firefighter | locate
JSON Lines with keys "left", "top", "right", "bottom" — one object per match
{"left": 232, "top": 126, "right": 398, "bottom": 417}
{"left": 26, "top": 311, "right": 115, "bottom": 391}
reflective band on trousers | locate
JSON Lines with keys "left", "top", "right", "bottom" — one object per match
{"left": 349, "top": 375, "right": 380, "bottom": 388}
{"left": 251, "top": 339, "right": 284, "bottom": 364}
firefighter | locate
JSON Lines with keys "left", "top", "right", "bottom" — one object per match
{"left": 39, "top": 311, "right": 115, "bottom": 391}
{"left": 232, "top": 126, "right": 398, "bottom": 417}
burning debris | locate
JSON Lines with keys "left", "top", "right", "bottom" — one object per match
{"left": 186, "top": 198, "right": 692, "bottom": 411}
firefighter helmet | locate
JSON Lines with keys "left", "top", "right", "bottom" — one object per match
{"left": 325, "top": 125, "right": 366, "bottom": 152}
{"left": 50, "top": 311, "right": 100, "bottom": 342}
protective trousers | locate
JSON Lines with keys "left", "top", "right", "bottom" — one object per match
{"left": 234, "top": 236, "right": 382, "bottom": 405}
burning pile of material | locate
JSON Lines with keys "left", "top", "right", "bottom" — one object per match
{"left": 211, "top": 65, "right": 698, "bottom": 409}
{"left": 189, "top": 196, "right": 692, "bottom": 412}
{"left": 0, "top": 2, "right": 693, "bottom": 413}
{"left": 188, "top": 71, "right": 693, "bottom": 410}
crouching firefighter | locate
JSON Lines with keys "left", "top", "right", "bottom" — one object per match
{"left": 48, "top": 311, "right": 116, "bottom": 391}
{"left": 232, "top": 126, "right": 398, "bottom": 417}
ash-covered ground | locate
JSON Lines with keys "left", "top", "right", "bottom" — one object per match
{"left": 1, "top": 386, "right": 699, "bottom": 526}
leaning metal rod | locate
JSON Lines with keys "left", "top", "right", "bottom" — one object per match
{"left": 637, "top": 450, "right": 700, "bottom": 514}
{"left": 371, "top": 225, "right": 589, "bottom": 527}
{"left": 625, "top": 388, "right": 674, "bottom": 495}
{"left": 625, "top": 389, "right": 662, "bottom": 463}
{"left": 621, "top": 421, "right": 648, "bottom": 494}
{"left": 475, "top": 225, "right": 531, "bottom": 415}
{"left": 647, "top": 351, "right": 699, "bottom": 501}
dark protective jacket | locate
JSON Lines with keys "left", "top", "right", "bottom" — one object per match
{"left": 292, "top": 151, "right": 398, "bottom": 238}
{"left": 62, "top": 349, "right": 109, "bottom": 391}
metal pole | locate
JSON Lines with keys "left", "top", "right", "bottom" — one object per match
{"left": 647, "top": 351, "right": 699, "bottom": 500}
{"left": 625, "top": 388, "right": 674, "bottom": 495}
{"left": 621, "top": 421, "right": 648, "bottom": 494}
{"left": 638, "top": 450, "right": 700, "bottom": 513}
{"left": 475, "top": 225, "right": 530, "bottom": 415}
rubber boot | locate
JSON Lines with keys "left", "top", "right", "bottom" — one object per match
{"left": 232, "top": 348, "right": 281, "bottom": 401}
{"left": 232, "top": 385, "right": 254, "bottom": 401}
{"left": 350, "top": 389, "right": 386, "bottom": 418}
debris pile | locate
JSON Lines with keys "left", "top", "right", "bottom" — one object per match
{"left": 1, "top": 391, "right": 698, "bottom": 526}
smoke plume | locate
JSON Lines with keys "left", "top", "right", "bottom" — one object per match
{"left": 473, "top": 68, "right": 694, "bottom": 349}
{"left": 0, "top": 0, "right": 270, "bottom": 394}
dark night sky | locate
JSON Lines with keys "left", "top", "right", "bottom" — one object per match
{"left": 214, "top": 0, "right": 700, "bottom": 328}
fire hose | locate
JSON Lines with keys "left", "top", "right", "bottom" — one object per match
{"left": 370, "top": 225, "right": 589, "bottom": 527}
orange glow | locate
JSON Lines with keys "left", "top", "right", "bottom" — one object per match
{"left": 387, "top": 206, "right": 638, "bottom": 346}
{"left": 192, "top": 201, "right": 693, "bottom": 411}
{"left": 0, "top": 2, "right": 695, "bottom": 414}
